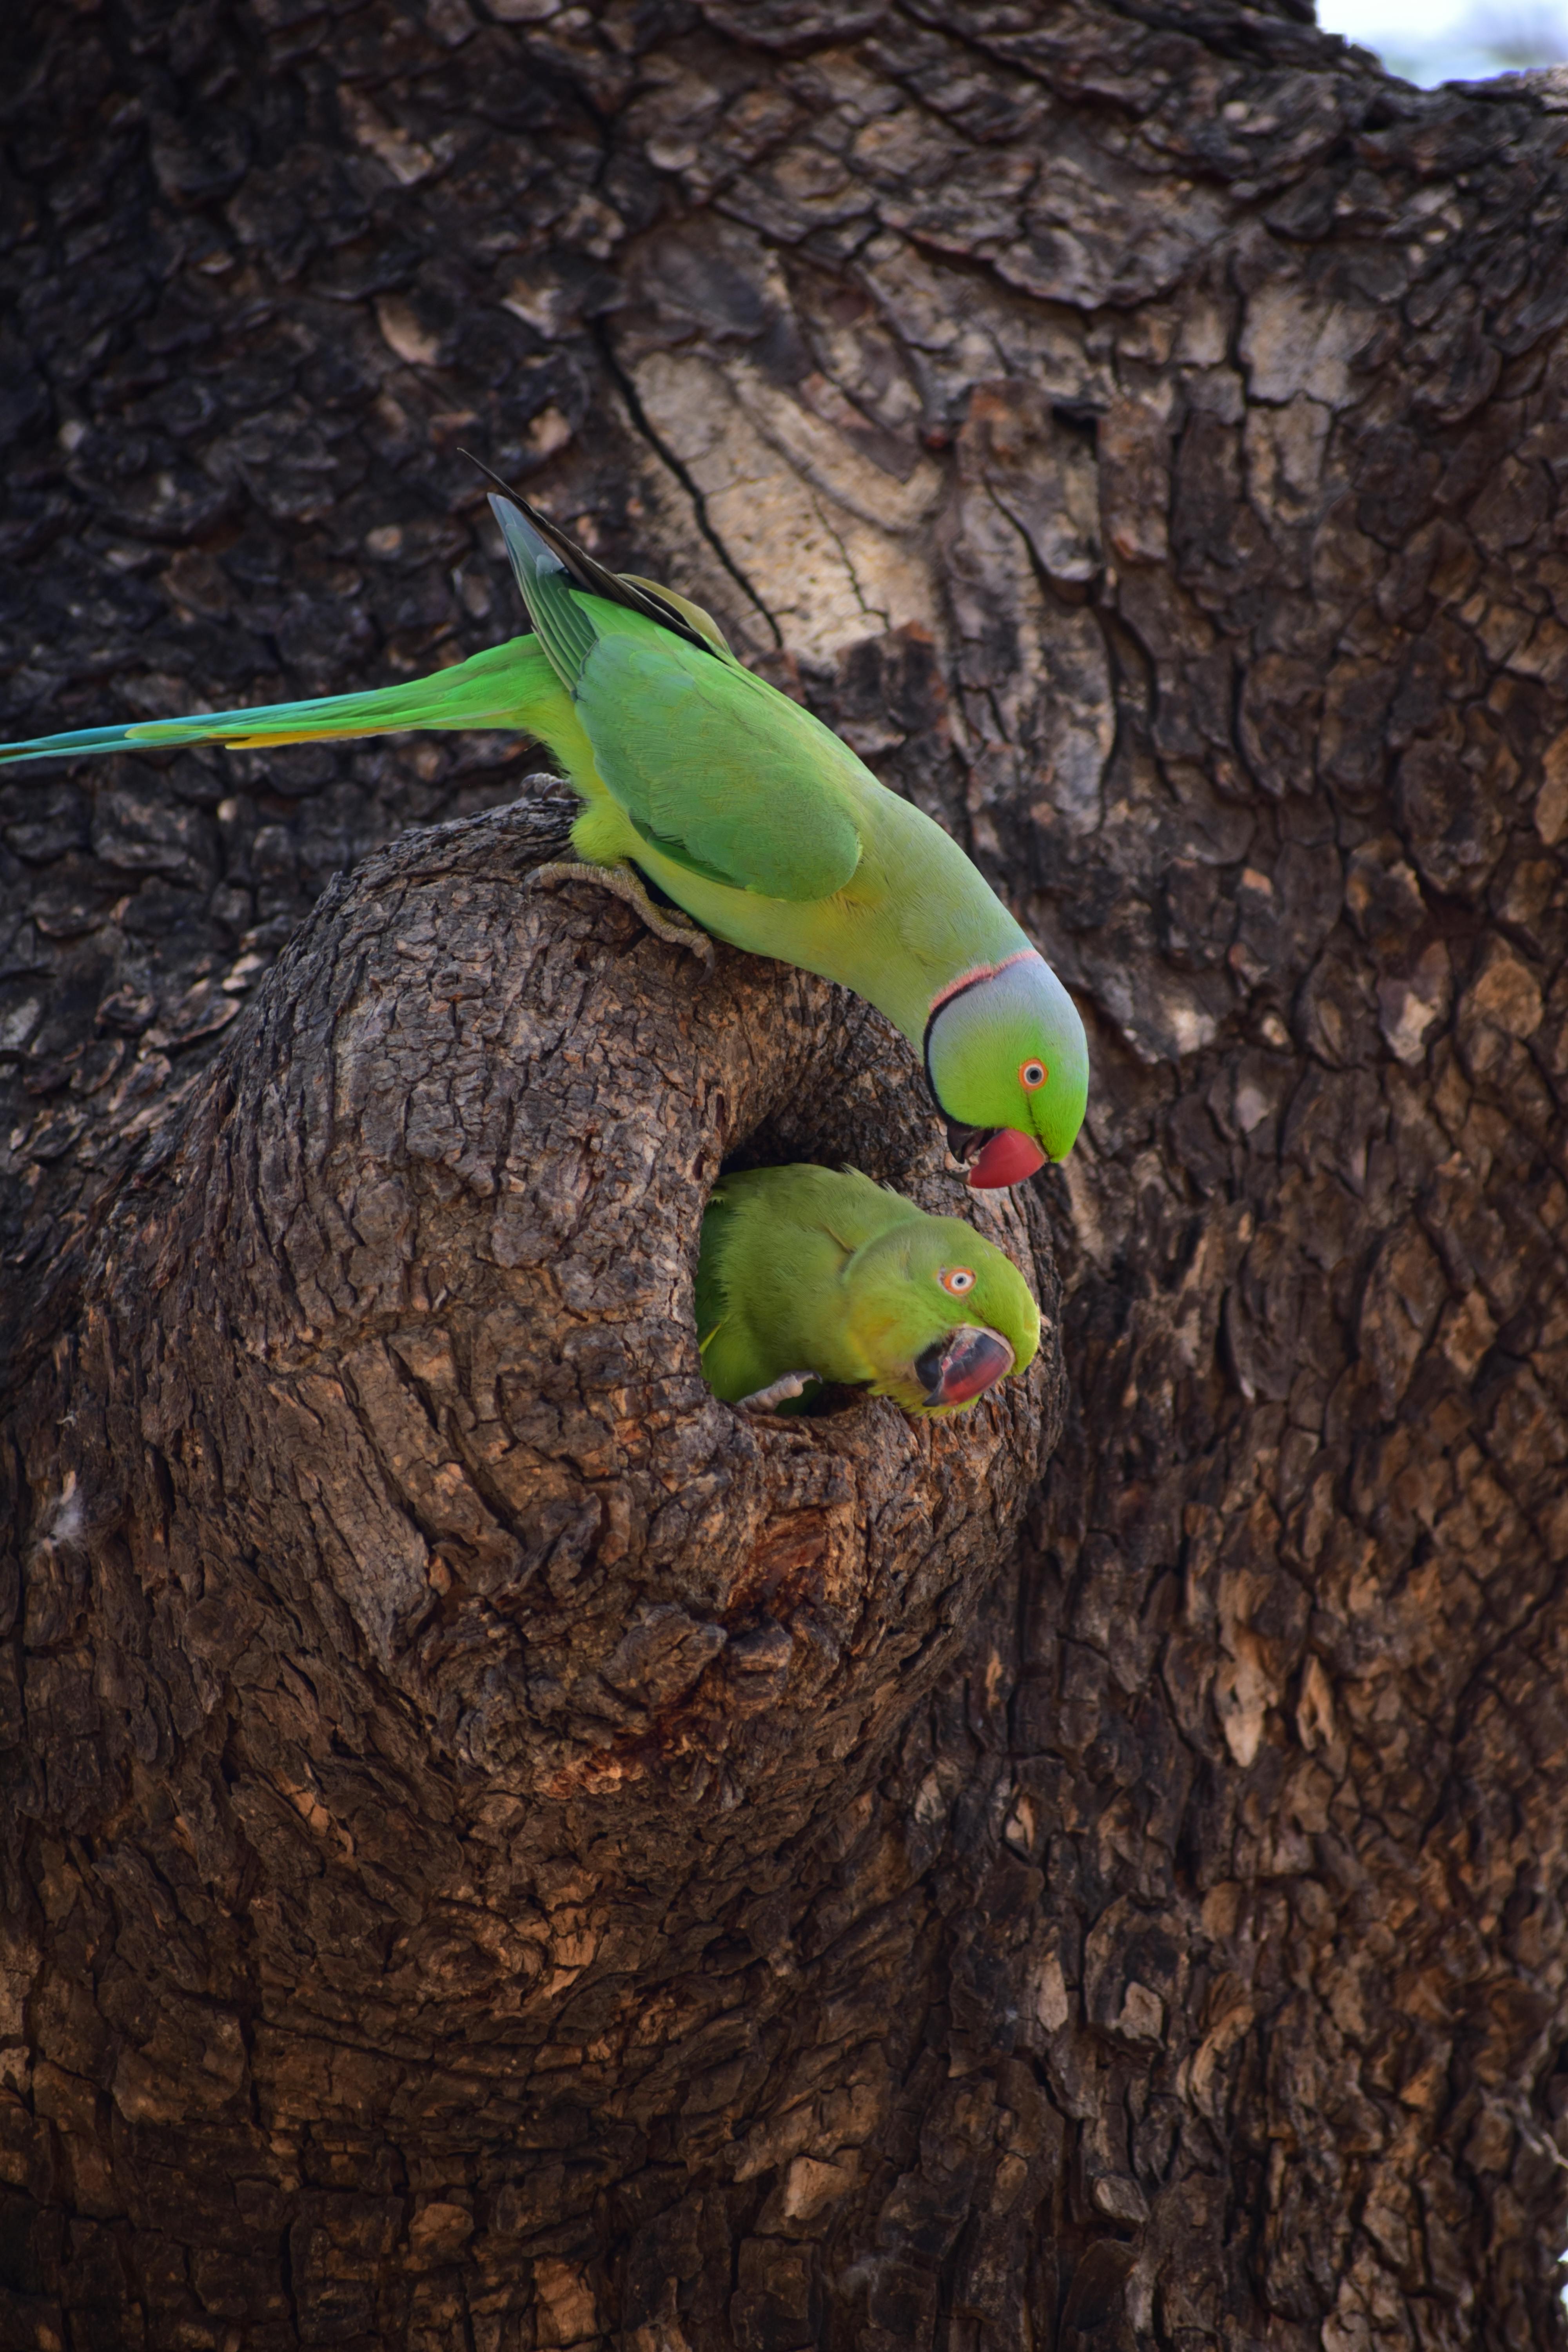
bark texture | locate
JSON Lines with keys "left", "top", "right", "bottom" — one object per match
{"left": 2, "top": 3, "right": 1568, "bottom": 2349}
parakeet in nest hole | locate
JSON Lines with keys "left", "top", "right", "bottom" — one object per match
{"left": 695, "top": 1163, "right": 1040, "bottom": 1416}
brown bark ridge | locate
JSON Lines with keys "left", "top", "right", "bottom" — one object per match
{"left": 1, "top": 1, "right": 1567, "bottom": 2347}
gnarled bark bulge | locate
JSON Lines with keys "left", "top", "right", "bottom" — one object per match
{"left": 9, "top": 791, "right": 1058, "bottom": 1875}
{"left": 2, "top": 791, "right": 1061, "bottom": 2344}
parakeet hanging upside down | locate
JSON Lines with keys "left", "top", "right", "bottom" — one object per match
{"left": 0, "top": 486, "right": 1088, "bottom": 1187}
{"left": 695, "top": 1163, "right": 1040, "bottom": 1416}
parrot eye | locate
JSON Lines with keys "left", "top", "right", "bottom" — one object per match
{"left": 940, "top": 1267, "right": 976, "bottom": 1297}
{"left": 1019, "top": 1059, "right": 1047, "bottom": 1091}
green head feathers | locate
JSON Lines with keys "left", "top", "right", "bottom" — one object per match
{"left": 695, "top": 1163, "right": 1040, "bottom": 1418}
{"left": 833, "top": 1207, "right": 1041, "bottom": 1413}
{"left": 924, "top": 951, "right": 1089, "bottom": 1185}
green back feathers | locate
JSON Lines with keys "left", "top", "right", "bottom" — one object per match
{"left": 582, "top": 636, "right": 865, "bottom": 901}
{"left": 697, "top": 1164, "right": 901, "bottom": 1402}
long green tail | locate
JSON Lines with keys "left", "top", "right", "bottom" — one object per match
{"left": 0, "top": 635, "right": 566, "bottom": 768}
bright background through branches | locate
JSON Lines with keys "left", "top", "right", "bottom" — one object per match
{"left": 1318, "top": 0, "right": 1568, "bottom": 87}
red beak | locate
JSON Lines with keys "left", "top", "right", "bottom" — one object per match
{"left": 918, "top": 1325, "right": 1016, "bottom": 1408}
{"left": 965, "top": 1128, "right": 1046, "bottom": 1189}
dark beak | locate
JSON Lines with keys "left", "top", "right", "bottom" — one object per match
{"left": 915, "top": 1325, "right": 1016, "bottom": 1409}
{"left": 944, "top": 1115, "right": 994, "bottom": 1164}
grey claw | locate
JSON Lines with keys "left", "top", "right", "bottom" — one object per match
{"left": 738, "top": 1370, "right": 818, "bottom": 1412}
{"left": 529, "top": 858, "right": 715, "bottom": 965}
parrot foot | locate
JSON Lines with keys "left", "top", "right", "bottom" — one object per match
{"left": 739, "top": 1370, "right": 819, "bottom": 1413}
{"left": 529, "top": 859, "right": 715, "bottom": 966}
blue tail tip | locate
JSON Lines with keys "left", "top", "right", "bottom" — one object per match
{"left": 488, "top": 493, "right": 561, "bottom": 573}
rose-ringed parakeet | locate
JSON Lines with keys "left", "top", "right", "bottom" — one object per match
{"left": 0, "top": 488, "right": 1088, "bottom": 1187}
{"left": 695, "top": 1163, "right": 1040, "bottom": 1415}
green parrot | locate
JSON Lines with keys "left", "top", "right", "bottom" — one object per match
{"left": 0, "top": 487, "right": 1088, "bottom": 1187}
{"left": 695, "top": 1163, "right": 1040, "bottom": 1415}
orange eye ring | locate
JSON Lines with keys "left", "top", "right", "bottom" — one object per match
{"left": 1019, "top": 1058, "right": 1048, "bottom": 1091}
{"left": 940, "top": 1267, "right": 976, "bottom": 1297}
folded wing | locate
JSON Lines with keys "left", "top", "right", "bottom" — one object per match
{"left": 491, "top": 494, "right": 864, "bottom": 904}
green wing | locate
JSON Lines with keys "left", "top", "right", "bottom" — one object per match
{"left": 491, "top": 496, "right": 864, "bottom": 904}
{"left": 693, "top": 1182, "right": 776, "bottom": 1403}
{"left": 694, "top": 1184, "right": 735, "bottom": 1351}
{"left": 0, "top": 638, "right": 565, "bottom": 766}
{"left": 578, "top": 635, "right": 866, "bottom": 902}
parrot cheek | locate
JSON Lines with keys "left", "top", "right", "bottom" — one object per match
{"left": 965, "top": 1128, "right": 1046, "bottom": 1189}
{"left": 915, "top": 1325, "right": 1015, "bottom": 1410}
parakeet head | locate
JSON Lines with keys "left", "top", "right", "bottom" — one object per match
{"left": 924, "top": 951, "right": 1088, "bottom": 1189}
{"left": 842, "top": 1212, "right": 1040, "bottom": 1414}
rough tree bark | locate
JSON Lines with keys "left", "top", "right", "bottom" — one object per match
{"left": 2, "top": 2, "right": 1568, "bottom": 2348}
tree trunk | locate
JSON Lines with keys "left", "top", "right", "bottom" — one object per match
{"left": 2, "top": 3, "right": 1566, "bottom": 2348}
